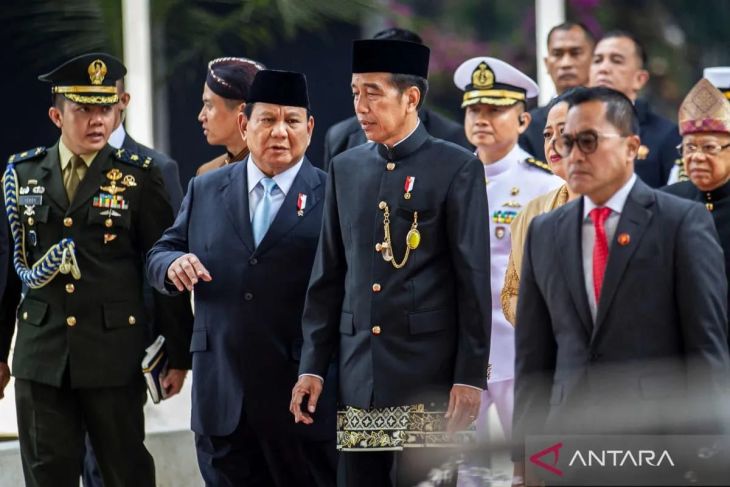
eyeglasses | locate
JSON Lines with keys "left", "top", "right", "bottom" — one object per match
{"left": 677, "top": 142, "right": 730, "bottom": 157}
{"left": 552, "top": 130, "right": 624, "bottom": 158}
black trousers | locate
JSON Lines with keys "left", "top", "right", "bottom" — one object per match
{"left": 195, "top": 404, "right": 337, "bottom": 487}
{"left": 342, "top": 448, "right": 458, "bottom": 487}
{"left": 15, "top": 376, "right": 155, "bottom": 487}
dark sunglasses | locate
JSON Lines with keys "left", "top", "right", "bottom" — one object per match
{"left": 553, "top": 129, "right": 624, "bottom": 157}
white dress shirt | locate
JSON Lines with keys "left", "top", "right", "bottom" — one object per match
{"left": 247, "top": 155, "right": 304, "bottom": 223}
{"left": 108, "top": 124, "right": 126, "bottom": 149}
{"left": 581, "top": 174, "right": 637, "bottom": 321}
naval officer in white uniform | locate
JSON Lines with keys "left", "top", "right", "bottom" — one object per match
{"left": 454, "top": 57, "right": 563, "bottom": 441}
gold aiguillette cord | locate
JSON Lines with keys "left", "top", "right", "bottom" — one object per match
{"left": 376, "top": 202, "right": 420, "bottom": 269}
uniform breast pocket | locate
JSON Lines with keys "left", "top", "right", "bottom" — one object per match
{"left": 395, "top": 205, "right": 436, "bottom": 224}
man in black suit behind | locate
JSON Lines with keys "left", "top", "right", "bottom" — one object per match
{"left": 512, "top": 87, "right": 730, "bottom": 486}
{"left": 110, "top": 79, "right": 184, "bottom": 212}
{"left": 147, "top": 70, "right": 336, "bottom": 486}
{"left": 322, "top": 28, "right": 470, "bottom": 169}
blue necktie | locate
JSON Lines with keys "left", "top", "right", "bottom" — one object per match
{"left": 252, "top": 177, "right": 277, "bottom": 247}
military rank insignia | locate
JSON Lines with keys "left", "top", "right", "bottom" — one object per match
{"left": 637, "top": 145, "right": 650, "bottom": 160}
{"left": 297, "top": 193, "right": 307, "bottom": 217}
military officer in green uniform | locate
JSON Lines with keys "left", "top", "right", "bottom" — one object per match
{"left": 0, "top": 53, "right": 192, "bottom": 487}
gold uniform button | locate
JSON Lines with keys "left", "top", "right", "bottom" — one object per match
{"left": 65, "top": 283, "right": 75, "bottom": 294}
{"left": 371, "top": 325, "right": 381, "bottom": 335}
{"left": 22, "top": 311, "right": 28, "bottom": 320}
{"left": 63, "top": 217, "right": 73, "bottom": 227}
{"left": 104, "top": 218, "right": 113, "bottom": 228}
{"left": 66, "top": 316, "right": 77, "bottom": 327}
{"left": 378, "top": 201, "right": 387, "bottom": 210}
{"left": 372, "top": 283, "right": 381, "bottom": 292}
{"left": 128, "top": 315, "right": 136, "bottom": 325}
{"left": 386, "top": 162, "right": 396, "bottom": 171}
{"left": 375, "top": 243, "right": 383, "bottom": 252}
{"left": 27, "top": 217, "right": 35, "bottom": 226}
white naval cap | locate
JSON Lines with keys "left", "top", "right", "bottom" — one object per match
{"left": 704, "top": 67, "right": 730, "bottom": 96}
{"left": 453, "top": 57, "right": 539, "bottom": 108}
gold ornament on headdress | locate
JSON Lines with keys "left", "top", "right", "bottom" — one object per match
{"left": 88, "top": 59, "right": 107, "bottom": 85}
{"left": 472, "top": 62, "right": 494, "bottom": 90}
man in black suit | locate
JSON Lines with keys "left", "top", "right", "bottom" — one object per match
{"left": 590, "top": 30, "right": 681, "bottom": 187}
{"left": 519, "top": 21, "right": 595, "bottom": 162}
{"left": 512, "top": 87, "right": 729, "bottom": 485}
{"left": 291, "top": 39, "right": 491, "bottom": 487}
{"left": 147, "top": 70, "right": 336, "bottom": 486}
{"left": 322, "top": 28, "right": 470, "bottom": 169}
{"left": 108, "top": 79, "right": 184, "bottom": 212}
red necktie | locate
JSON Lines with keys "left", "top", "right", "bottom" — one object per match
{"left": 589, "top": 207, "right": 612, "bottom": 304}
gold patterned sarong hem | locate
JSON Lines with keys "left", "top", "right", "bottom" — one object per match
{"left": 336, "top": 404, "right": 476, "bottom": 451}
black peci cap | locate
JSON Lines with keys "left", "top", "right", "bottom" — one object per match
{"left": 206, "top": 57, "right": 264, "bottom": 101}
{"left": 352, "top": 39, "right": 430, "bottom": 78}
{"left": 247, "top": 70, "right": 310, "bottom": 109}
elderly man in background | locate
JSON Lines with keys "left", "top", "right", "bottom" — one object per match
{"left": 664, "top": 77, "right": 730, "bottom": 348}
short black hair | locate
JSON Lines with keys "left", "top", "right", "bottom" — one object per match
{"left": 390, "top": 74, "right": 429, "bottom": 110}
{"left": 547, "top": 22, "right": 596, "bottom": 49}
{"left": 373, "top": 27, "right": 423, "bottom": 44}
{"left": 599, "top": 30, "right": 647, "bottom": 68}
{"left": 545, "top": 87, "right": 579, "bottom": 114}
{"left": 51, "top": 93, "right": 65, "bottom": 111}
{"left": 563, "top": 86, "right": 639, "bottom": 135}
{"left": 223, "top": 98, "right": 244, "bottom": 111}
{"left": 243, "top": 102, "right": 311, "bottom": 120}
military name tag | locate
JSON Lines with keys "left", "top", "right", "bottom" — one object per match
{"left": 19, "top": 195, "right": 43, "bottom": 206}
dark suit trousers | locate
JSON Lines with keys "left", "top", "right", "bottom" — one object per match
{"left": 342, "top": 448, "right": 457, "bottom": 487}
{"left": 14, "top": 376, "right": 154, "bottom": 487}
{"left": 195, "top": 403, "right": 336, "bottom": 487}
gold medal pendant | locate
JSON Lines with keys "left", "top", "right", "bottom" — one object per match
{"left": 406, "top": 229, "right": 420, "bottom": 249}
{"left": 377, "top": 201, "right": 420, "bottom": 269}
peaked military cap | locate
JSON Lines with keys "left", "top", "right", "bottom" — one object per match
{"left": 248, "top": 70, "right": 310, "bottom": 109}
{"left": 678, "top": 78, "right": 730, "bottom": 136}
{"left": 38, "top": 53, "right": 126, "bottom": 105}
{"left": 352, "top": 39, "right": 430, "bottom": 78}
{"left": 453, "top": 57, "right": 538, "bottom": 108}
{"left": 206, "top": 57, "right": 264, "bottom": 101}
{"left": 703, "top": 67, "right": 730, "bottom": 101}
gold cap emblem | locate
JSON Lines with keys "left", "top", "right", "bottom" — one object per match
{"left": 88, "top": 59, "right": 108, "bottom": 85}
{"left": 472, "top": 62, "right": 494, "bottom": 90}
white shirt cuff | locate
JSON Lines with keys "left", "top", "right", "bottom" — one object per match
{"left": 454, "top": 383, "right": 483, "bottom": 391}
{"left": 299, "top": 373, "right": 324, "bottom": 383}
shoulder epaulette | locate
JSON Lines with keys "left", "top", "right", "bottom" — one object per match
{"left": 525, "top": 157, "right": 553, "bottom": 174}
{"left": 8, "top": 147, "right": 46, "bottom": 164}
{"left": 112, "top": 148, "right": 153, "bottom": 170}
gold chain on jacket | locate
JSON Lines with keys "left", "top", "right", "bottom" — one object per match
{"left": 376, "top": 201, "right": 421, "bottom": 269}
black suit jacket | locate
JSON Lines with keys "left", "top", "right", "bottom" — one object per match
{"left": 513, "top": 179, "right": 730, "bottom": 458}
{"left": 300, "top": 123, "right": 491, "bottom": 409}
{"left": 322, "top": 108, "right": 471, "bottom": 170}
{"left": 633, "top": 99, "right": 681, "bottom": 188}
{"left": 122, "top": 134, "right": 184, "bottom": 212}
{"left": 147, "top": 157, "right": 336, "bottom": 439}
